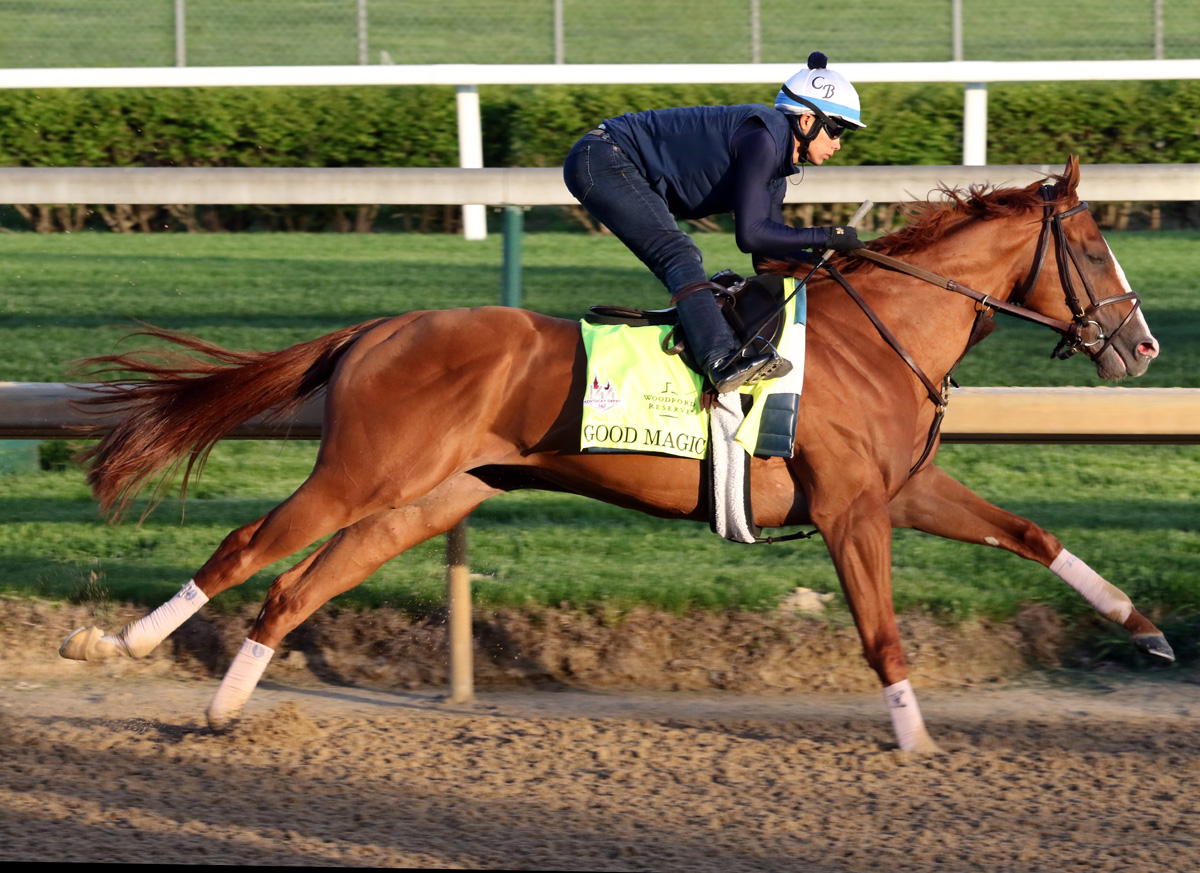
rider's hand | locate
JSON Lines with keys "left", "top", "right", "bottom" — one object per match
{"left": 816, "top": 225, "right": 866, "bottom": 252}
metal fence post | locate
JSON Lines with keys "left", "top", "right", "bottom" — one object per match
{"left": 501, "top": 205, "right": 524, "bottom": 308}
{"left": 750, "top": 0, "right": 761, "bottom": 64}
{"left": 175, "top": 0, "right": 186, "bottom": 67}
{"left": 554, "top": 0, "right": 565, "bottom": 64}
{"left": 1154, "top": 0, "right": 1164, "bottom": 60}
{"left": 358, "top": 0, "right": 369, "bottom": 65}
{"left": 952, "top": 0, "right": 963, "bottom": 61}
{"left": 445, "top": 518, "right": 474, "bottom": 703}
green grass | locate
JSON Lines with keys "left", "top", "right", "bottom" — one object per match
{"left": 5, "top": 0, "right": 1198, "bottom": 68}
{"left": 3, "top": 229, "right": 1197, "bottom": 385}
{"left": 0, "top": 229, "right": 1197, "bottom": 627}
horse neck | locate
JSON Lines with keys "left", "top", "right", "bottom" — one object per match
{"left": 909, "top": 210, "right": 1041, "bottom": 305}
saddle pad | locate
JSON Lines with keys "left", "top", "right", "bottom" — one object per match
{"left": 580, "top": 322, "right": 709, "bottom": 459}
{"left": 580, "top": 277, "right": 807, "bottom": 461}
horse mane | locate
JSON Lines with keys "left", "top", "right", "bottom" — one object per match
{"left": 759, "top": 169, "right": 1073, "bottom": 277}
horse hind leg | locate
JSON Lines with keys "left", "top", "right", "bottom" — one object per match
{"left": 61, "top": 460, "right": 378, "bottom": 664}
{"left": 205, "top": 472, "right": 502, "bottom": 731}
{"left": 59, "top": 515, "right": 271, "bottom": 662}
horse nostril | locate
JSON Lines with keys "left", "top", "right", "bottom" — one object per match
{"left": 1137, "top": 340, "right": 1159, "bottom": 359}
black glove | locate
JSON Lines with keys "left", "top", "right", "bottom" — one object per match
{"left": 816, "top": 225, "right": 865, "bottom": 252}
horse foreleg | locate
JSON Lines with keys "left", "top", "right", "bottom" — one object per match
{"left": 889, "top": 464, "right": 1173, "bottom": 661}
{"left": 813, "top": 486, "right": 941, "bottom": 754}
{"left": 205, "top": 473, "right": 501, "bottom": 731}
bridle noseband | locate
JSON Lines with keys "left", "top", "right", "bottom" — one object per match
{"left": 1012, "top": 185, "right": 1142, "bottom": 361}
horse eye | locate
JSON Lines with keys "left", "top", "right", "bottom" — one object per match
{"left": 1087, "top": 253, "right": 1107, "bottom": 266}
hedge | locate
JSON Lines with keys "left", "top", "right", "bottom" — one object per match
{"left": 1, "top": 80, "right": 1196, "bottom": 231}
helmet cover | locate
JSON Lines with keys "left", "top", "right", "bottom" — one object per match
{"left": 775, "top": 51, "right": 865, "bottom": 129}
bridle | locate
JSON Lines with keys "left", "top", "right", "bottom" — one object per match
{"left": 851, "top": 185, "right": 1142, "bottom": 364}
{"left": 1010, "top": 185, "right": 1142, "bottom": 361}
{"left": 820, "top": 184, "right": 1143, "bottom": 476}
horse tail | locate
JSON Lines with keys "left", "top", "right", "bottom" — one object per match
{"left": 77, "top": 318, "right": 390, "bottom": 520}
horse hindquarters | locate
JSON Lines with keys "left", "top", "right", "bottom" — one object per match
{"left": 62, "top": 309, "right": 541, "bottom": 669}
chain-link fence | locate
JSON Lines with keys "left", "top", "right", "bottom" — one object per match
{"left": 3, "top": 0, "right": 1198, "bottom": 68}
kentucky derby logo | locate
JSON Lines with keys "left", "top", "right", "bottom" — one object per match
{"left": 583, "top": 375, "right": 622, "bottom": 413}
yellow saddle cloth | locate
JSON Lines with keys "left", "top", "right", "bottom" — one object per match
{"left": 579, "top": 277, "right": 806, "bottom": 460}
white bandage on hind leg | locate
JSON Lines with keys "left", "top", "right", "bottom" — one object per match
{"left": 107, "top": 579, "right": 209, "bottom": 658}
{"left": 883, "top": 679, "right": 928, "bottom": 752}
{"left": 206, "top": 638, "right": 275, "bottom": 729}
{"left": 1049, "top": 549, "right": 1132, "bottom": 624}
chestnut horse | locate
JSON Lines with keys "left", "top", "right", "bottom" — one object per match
{"left": 61, "top": 158, "right": 1169, "bottom": 753}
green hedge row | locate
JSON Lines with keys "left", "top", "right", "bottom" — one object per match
{"left": 500, "top": 80, "right": 1200, "bottom": 167}
{"left": 1, "top": 80, "right": 1196, "bottom": 230}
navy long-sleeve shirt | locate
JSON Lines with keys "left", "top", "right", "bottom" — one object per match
{"left": 601, "top": 104, "right": 828, "bottom": 256}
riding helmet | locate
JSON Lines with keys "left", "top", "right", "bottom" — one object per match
{"left": 775, "top": 51, "right": 866, "bottom": 130}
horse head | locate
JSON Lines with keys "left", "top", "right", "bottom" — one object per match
{"left": 1015, "top": 156, "right": 1159, "bottom": 380}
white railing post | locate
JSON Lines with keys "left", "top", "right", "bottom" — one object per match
{"left": 963, "top": 82, "right": 987, "bottom": 166}
{"left": 455, "top": 85, "right": 487, "bottom": 240}
{"left": 554, "top": 0, "right": 565, "bottom": 64}
{"left": 358, "top": 0, "right": 369, "bottom": 66}
{"left": 174, "top": 0, "right": 186, "bottom": 67}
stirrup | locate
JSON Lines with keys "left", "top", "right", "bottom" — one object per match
{"left": 707, "top": 347, "right": 784, "bottom": 394}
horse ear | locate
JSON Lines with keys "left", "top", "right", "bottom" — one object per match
{"left": 1057, "top": 155, "right": 1081, "bottom": 196}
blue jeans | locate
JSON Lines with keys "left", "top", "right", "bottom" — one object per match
{"left": 563, "top": 131, "right": 708, "bottom": 297}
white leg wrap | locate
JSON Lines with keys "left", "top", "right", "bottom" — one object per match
{"left": 206, "top": 638, "right": 275, "bottom": 730}
{"left": 1049, "top": 549, "right": 1133, "bottom": 624}
{"left": 883, "top": 679, "right": 928, "bottom": 752}
{"left": 107, "top": 580, "right": 209, "bottom": 658}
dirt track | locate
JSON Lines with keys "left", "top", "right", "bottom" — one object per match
{"left": 2, "top": 601, "right": 1199, "bottom": 870}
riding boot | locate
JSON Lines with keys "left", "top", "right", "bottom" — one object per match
{"left": 673, "top": 281, "right": 781, "bottom": 394}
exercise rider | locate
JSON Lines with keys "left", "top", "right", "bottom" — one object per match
{"left": 563, "top": 51, "right": 867, "bottom": 394}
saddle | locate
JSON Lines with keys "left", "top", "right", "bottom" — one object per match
{"left": 582, "top": 272, "right": 807, "bottom": 543}
{"left": 585, "top": 270, "right": 793, "bottom": 381}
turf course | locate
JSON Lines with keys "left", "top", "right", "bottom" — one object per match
{"left": 1, "top": 229, "right": 1197, "bottom": 638}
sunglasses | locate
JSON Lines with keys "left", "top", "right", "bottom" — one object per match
{"left": 820, "top": 119, "right": 851, "bottom": 140}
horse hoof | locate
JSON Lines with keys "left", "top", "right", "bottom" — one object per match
{"left": 901, "top": 736, "right": 945, "bottom": 756}
{"left": 59, "top": 626, "right": 118, "bottom": 661}
{"left": 205, "top": 707, "right": 241, "bottom": 734}
{"left": 1133, "top": 633, "right": 1175, "bottom": 662}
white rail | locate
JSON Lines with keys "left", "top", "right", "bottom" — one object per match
{"left": 5, "top": 60, "right": 1198, "bottom": 236}
{"left": 2, "top": 385, "right": 1198, "bottom": 444}
{"left": 3, "top": 163, "right": 1196, "bottom": 206}
{"left": 5, "top": 60, "right": 1199, "bottom": 88}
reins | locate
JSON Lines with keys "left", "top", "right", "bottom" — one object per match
{"left": 826, "top": 186, "right": 1141, "bottom": 476}
{"left": 851, "top": 186, "right": 1141, "bottom": 359}
{"left": 730, "top": 186, "right": 1144, "bottom": 540}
